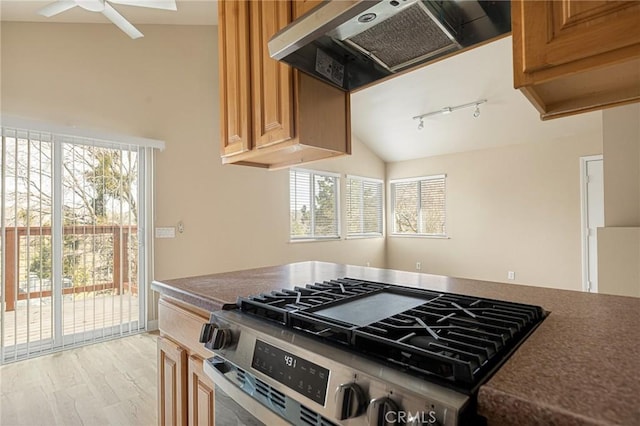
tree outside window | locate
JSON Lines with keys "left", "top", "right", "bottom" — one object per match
{"left": 346, "top": 176, "right": 383, "bottom": 237}
{"left": 290, "top": 169, "right": 339, "bottom": 239}
{"left": 391, "top": 175, "right": 446, "bottom": 236}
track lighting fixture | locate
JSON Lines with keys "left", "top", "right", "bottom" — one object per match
{"left": 413, "top": 99, "right": 487, "bottom": 130}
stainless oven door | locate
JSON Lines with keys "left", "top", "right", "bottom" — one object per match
{"left": 205, "top": 357, "right": 291, "bottom": 426}
{"left": 215, "top": 385, "right": 265, "bottom": 426}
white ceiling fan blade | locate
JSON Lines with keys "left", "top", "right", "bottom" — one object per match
{"left": 108, "top": 0, "right": 177, "bottom": 11}
{"left": 38, "top": 1, "right": 78, "bottom": 17}
{"left": 102, "top": 3, "right": 144, "bottom": 39}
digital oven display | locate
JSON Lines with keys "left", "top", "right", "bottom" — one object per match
{"left": 251, "top": 340, "right": 329, "bottom": 406}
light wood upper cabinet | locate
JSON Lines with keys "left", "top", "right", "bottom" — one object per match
{"left": 293, "top": 0, "right": 324, "bottom": 19}
{"left": 250, "top": 0, "right": 295, "bottom": 148}
{"left": 218, "top": 0, "right": 251, "bottom": 156}
{"left": 512, "top": 0, "right": 640, "bottom": 120}
{"left": 218, "top": 0, "right": 350, "bottom": 169}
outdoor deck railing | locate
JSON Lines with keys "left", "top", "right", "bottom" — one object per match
{"left": 2, "top": 225, "right": 137, "bottom": 312}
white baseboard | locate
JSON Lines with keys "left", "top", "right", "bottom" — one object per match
{"left": 146, "top": 319, "right": 159, "bottom": 331}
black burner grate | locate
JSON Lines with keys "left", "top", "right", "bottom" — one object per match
{"left": 238, "top": 278, "right": 545, "bottom": 390}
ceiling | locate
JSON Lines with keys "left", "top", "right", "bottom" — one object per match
{"left": 1, "top": 3, "right": 601, "bottom": 163}
{"left": 351, "top": 36, "right": 601, "bottom": 162}
{"left": 0, "top": 0, "right": 218, "bottom": 25}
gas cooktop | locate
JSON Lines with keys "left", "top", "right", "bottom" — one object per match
{"left": 237, "top": 278, "right": 546, "bottom": 392}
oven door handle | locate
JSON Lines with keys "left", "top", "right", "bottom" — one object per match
{"left": 203, "top": 356, "right": 292, "bottom": 426}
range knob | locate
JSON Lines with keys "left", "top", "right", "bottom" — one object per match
{"left": 334, "top": 383, "right": 366, "bottom": 420}
{"left": 367, "top": 397, "right": 401, "bottom": 425}
{"left": 199, "top": 323, "right": 231, "bottom": 350}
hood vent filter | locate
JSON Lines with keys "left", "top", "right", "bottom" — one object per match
{"left": 344, "top": 2, "right": 460, "bottom": 72}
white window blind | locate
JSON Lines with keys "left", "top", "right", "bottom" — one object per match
{"left": 1, "top": 122, "right": 156, "bottom": 363}
{"left": 289, "top": 169, "right": 339, "bottom": 239}
{"left": 391, "top": 175, "right": 446, "bottom": 236}
{"left": 346, "top": 176, "right": 383, "bottom": 237}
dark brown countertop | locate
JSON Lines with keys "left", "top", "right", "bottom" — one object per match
{"left": 152, "top": 261, "right": 640, "bottom": 425}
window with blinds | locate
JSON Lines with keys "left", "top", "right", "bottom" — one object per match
{"left": 390, "top": 175, "right": 446, "bottom": 236}
{"left": 346, "top": 176, "right": 383, "bottom": 237}
{"left": 290, "top": 169, "right": 340, "bottom": 239}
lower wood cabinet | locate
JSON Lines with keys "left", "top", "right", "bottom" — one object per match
{"left": 158, "top": 336, "right": 187, "bottom": 426}
{"left": 188, "top": 356, "right": 215, "bottom": 426}
{"left": 157, "top": 298, "right": 216, "bottom": 426}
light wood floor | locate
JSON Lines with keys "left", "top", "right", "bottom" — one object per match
{"left": 2, "top": 293, "right": 139, "bottom": 346}
{"left": 0, "top": 332, "right": 157, "bottom": 426}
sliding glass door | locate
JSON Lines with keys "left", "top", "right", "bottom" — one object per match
{"left": 1, "top": 128, "right": 150, "bottom": 363}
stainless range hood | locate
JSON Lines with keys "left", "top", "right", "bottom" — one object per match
{"left": 269, "top": 0, "right": 510, "bottom": 91}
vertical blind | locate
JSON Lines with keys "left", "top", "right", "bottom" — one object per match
{"left": 391, "top": 175, "right": 446, "bottom": 235}
{"left": 346, "top": 176, "right": 383, "bottom": 237}
{"left": 1, "top": 125, "right": 153, "bottom": 363}
{"left": 289, "top": 169, "right": 339, "bottom": 239}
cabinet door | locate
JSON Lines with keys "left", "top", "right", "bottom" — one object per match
{"left": 293, "top": 0, "right": 324, "bottom": 19}
{"left": 158, "top": 336, "right": 188, "bottom": 426}
{"left": 517, "top": 0, "right": 640, "bottom": 73}
{"left": 188, "top": 356, "right": 215, "bottom": 426}
{"left": 219, "top": 0, "right": 252, "bottom": 156}
{"left": 251, "top": 1, "right": 295, "bottom": 148}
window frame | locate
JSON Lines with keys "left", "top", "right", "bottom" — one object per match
{"left": 389, "top": 174, "right": 447, "bottom": 238}
{"left": 345, "top": 174, "right": 384, "bottom": 239}
{"left": 289, "top": 168, "right": 341, "bottom": 242}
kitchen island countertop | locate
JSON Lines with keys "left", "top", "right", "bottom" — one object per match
{"left": 152, "top": 261, "right": 640, "bottom": 425}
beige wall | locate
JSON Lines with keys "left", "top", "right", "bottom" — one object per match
{"left": 598, "top": 227, "right": 640, "bottom": 297}
{"left": 155, "top": 134, "right": 386, "bottom": 280}
{"left": 386, "top": 132, "right": 602, "bottom": 291}
{"left": 602, "top": 104, "right": 640, "bottom": 227}
{"left": 0, "top": 23, "right": 385, "bottom": 297}
{"left": 597, "top": 103, "right": 640, "bottom": 297}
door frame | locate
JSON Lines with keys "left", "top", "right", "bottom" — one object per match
{"left": 580, "top": 155, "right": 603, "bottom": 293}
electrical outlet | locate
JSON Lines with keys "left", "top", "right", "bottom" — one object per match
{"left": 416, "top": 262, "right": 421, "bottom": 270}
{"left": 507, "top": 271, "right": 515, "bottom": 280}
{"left": 366, "top": 262, "right": 370, "bottom": 267}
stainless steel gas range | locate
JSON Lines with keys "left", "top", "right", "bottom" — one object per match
{"left": 200, "top": 278, "right": 546, "bottom": 425}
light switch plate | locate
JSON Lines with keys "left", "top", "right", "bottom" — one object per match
{"left": 155, "top": 227, "right": 176, "bottom": 238}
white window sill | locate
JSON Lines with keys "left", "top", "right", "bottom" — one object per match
{"left": 389, "top": 234, "right": 450, "bottom": 239}
{"left": 345, "top": 234, "right": 385, "bottom": 240}
{"left": 289, "top": 237, "right": 341, "bottom": 243}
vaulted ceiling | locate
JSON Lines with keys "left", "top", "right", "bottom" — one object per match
{"left": 350, "top": 36, "right": 601, "bottom": 162}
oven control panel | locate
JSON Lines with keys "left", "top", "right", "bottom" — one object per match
{"left": 251, "top": 339, "right": 329, "bottom": 406}
{"left": 203, "top": 311, "right": 470, "bottom": 426}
